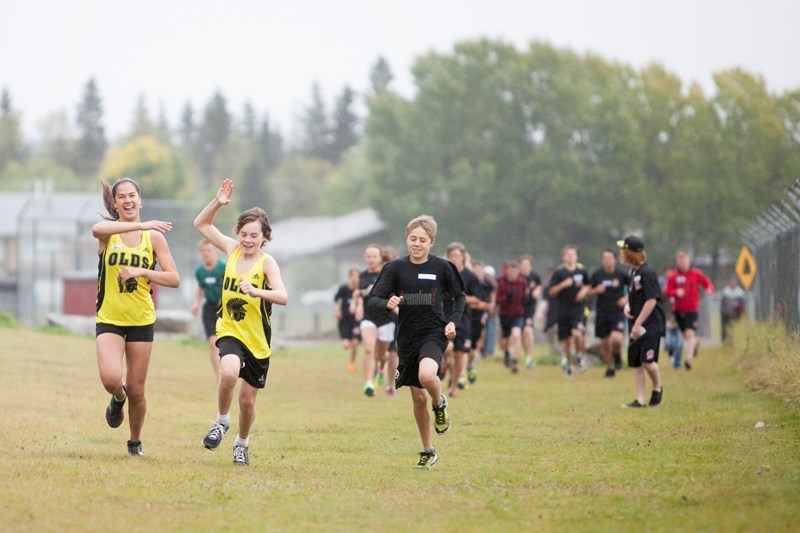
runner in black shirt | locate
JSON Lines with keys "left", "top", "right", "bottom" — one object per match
{"left": 368, "top": 215, "right": 464, "bottom": 469}
{"left": 333, "top": 266, "right": 361, "bottom": 374}
{"left": 519, "top": 255, "right": 542, "bottom": 370}
{"left": 588, "top": 249, "right": 630, "bottom": 378}
{"left": 548, "top": 245, "right": 591, "bottom": 377}
{"left": 617, "top": 235, "right": 665, "bottom": 408}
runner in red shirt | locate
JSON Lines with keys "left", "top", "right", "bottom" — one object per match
{"left": 663, "top": 251, "right": 714, "bottom": 370}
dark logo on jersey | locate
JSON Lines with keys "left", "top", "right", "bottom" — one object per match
{"left": 108, "top": 252, "right": 150, "bottom": 269}
{"left": 253, "top": 273, "right": 260, "bottom": 280}
{"left": 118, "top": 278, "right": 138, "bottom": 293}
{"left": 227, "top": 297, "right": 248, "bottom": 321}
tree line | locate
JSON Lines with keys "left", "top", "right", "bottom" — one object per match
{"left": 1, "top": 42, "right": 799, "bottom": 270}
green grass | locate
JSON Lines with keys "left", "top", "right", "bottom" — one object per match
{"left": 1, "top": 326, "right": 799, "bottom": 532}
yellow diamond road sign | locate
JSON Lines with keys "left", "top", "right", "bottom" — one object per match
{"left": 735, "top": 246, "right": 757, "bottom": 290}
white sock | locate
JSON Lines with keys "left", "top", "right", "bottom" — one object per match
{"left": 234, "top": 435, "right": 249, "bottom": 447}
{"left": 217, "top": 414, "right": 230, "bottom": 427}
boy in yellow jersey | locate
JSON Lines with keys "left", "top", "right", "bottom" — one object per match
{"left": 194, "top": 179, "right": 288, "bottom": 466}
{"left": 92, "top": 177, "right": 180, "bottom": 457}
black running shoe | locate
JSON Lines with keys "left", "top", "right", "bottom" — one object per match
{"left": 202, "top": 422, "right": 229, "bottom": 450}
{"left": 622, "top": 399, "right": 646, "bottom": 408}
{"left": 649, "top": 388, "right": 663, "bottom": 407}
{"left": 684, "top": 360, "right": 692, "bottom": 370}
{"left": 613, "top": 353, "right": 622, "bottom": 370}
{"left": 105, "top": 385, "right": 126, "bottom": 428}
{"left": 232, "top": 445, "right": 249, "bottom": 466}
{"left": 432, "top": 394, "right": 451, "bottom": 435}
{"left": 127, "top": 440, "right": 143, "bottom": 457}
{"left": 415, "top": 450, "right": 439, "bottom": 469}
{"left": 604, "top": 368, "right": 616, "bottom": 378}
{"left": 503, "top": 350, "right": 511, "bottom": 368}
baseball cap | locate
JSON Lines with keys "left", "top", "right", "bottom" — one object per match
{"left": 616, "top": 235, "right": 645, "bottom": 252}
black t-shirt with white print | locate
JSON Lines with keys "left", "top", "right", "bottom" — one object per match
{"left": 627, "top": 261, "right": 665, "bottom": 336}
{"left": 368, "top": 255, "right": 466, "bottom": 349}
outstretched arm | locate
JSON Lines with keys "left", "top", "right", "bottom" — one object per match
{"left": 194, "top": 179, "right": 238, "bottom": 256}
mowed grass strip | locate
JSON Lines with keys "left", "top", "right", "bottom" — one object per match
{"left": 1, "top": 326, "right": 798, "bottom": 532}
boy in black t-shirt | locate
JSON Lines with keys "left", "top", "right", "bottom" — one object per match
{"left": 368, "top": 215, "right": 465, "bottom": 469}
{"left": 548, "top": 245, "right": 591, "bottom": 377}
{"left": 617, "top": 235, "right": 665, "bottom": 408}
{"left": 588, "top": 249, "right": 630, "bottom": 377}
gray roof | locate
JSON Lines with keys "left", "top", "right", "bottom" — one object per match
{"left": 0, "top": 191, "right": 385, "bottom": 261}
{"left": 0, "top": 192, "right": 105, "bottom": 237}
{"left": 268, "top": 207, "right": 385, "bottom": 261}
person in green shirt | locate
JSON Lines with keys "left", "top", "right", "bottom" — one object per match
{"left": 190, "top": 239, "right": 226, "bottom": 382}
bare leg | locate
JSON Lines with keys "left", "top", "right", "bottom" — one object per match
{"left": 217, "top": 354, "right": 241, "bottom": 416}
{"left": 237, "top": 381, "right": 259, "bottom": 439}
{"left": 123, "top": 341, "right": 152, "bottom": 442}
{"left": 208, "top": 335, "right": 220, "bottom": 383}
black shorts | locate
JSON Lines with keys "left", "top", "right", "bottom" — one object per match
{"left": 96, "top": 322, "right": 155, "bottom": 342}
{"left": 338, "top": 319, "right": 360, "bottom": 341}
{"left": 216, "top": 336, "right": 270, "bottom": 389}
{"left": 499, "top": 315, "right": 524, "bottom": 338}
{"left": 557, "top": 312, "right": 586, "bottom": 341}
{"left": 675, "top": 312, "right": 698, "bottom": 332}
{"left": 452, "top": 320, "right": 472, "bottom": 352}
{"left": 396, "top": 334, "right": 447, "bottom": 389}
{"left": 627, "top": 332, "right": 661, "bottom": 368}
{"left": 594, "top": 313, "right": 626, "bottom": 338}
{"left": 202, "top": 301, "right": 220, "bottom": 339}
{"left": 469, "top": 317, "right": 484, "bottom": 346}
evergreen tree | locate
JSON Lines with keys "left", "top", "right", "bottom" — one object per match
{"left": 179, "top": 101, "right": 196, "bottom": 148}
{"left": 129, "top": 94, "right": 155, "bottom": 139}
{"left": 74, "top": 78, "right": 107, "bottom": 177}
{"left": 242, "top": 101, "right": 257, "bottom": 139}
{"left": 198, "top": 90, "right": 232, "bottom": 189}
{"left": 330, "top": 85, "right": 359, "bottom": 163}
{"left": 259, "top": 114, "right": 283, "bottom": 173}
{"left": 156, "top": 102, "right": 171, "bottom": 145}
{"left": 0, "top": 87, "right": 25, "bottom": 173}
{"left": 300, "top": 82, "right": 332, "bottom": 160}
{"left": 369, "top": 56, "right": 394, "bottom": 97}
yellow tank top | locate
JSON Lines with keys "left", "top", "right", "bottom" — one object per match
{"left": 96, "top": 231, "right": 157, "bottom": 326}
{"left": 216, "top": 247, "right": 273, "bottom": 359}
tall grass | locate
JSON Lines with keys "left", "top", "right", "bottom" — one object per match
{"left": 1, "top": 326, "right": 799, "bottom": 532}
{"left": 730, "top": 318, "right": 800, "bottom": 411}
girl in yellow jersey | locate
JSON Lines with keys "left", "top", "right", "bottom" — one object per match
{"left": 194, "top": 179, "right": 288, "bottom": 466}
{"left": 91, "top": 177, "right": 180, "bottom": 457}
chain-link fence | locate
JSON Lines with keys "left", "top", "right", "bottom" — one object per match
{"left": 741, "top": 181, "right": 800, "bottom": 332}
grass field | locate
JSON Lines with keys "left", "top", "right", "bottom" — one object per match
{"left": 1, "top": 326, "right": 799, "bottom": 532}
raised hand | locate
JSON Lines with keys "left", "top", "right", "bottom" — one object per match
{"left": 143, "top": 220, "right": 173, "bottom": 233}
{"left": 216, "top": 179, "right": 234, "bottom": 206}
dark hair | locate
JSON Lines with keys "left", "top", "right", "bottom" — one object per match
{"left": 100, "top": 177, "right": 140, "bottom": 221}
{"left": 602, "top": 248, "right": 618, "bottom": 259}
{"left": 234, "top": 207, "right": 272, "bottom": 244}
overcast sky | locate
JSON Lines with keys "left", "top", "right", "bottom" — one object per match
{"left": 2, "top": 0, "right": 798, "bottom": 144}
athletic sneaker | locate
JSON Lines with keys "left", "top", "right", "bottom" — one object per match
{"left": 524, "top": 356, "right": 535, "bottom": 369}
{"left": 560, "top": 356, "right": 568, "bottom": 371}
{"left": 613, "top": 353, "right": 622, "bottom": 370}
{"left": 127, "top": 440, "right": 143, "bottom": 457}
{"left": 105, "top": 385, "right": 127, "bottom": 428}
{"left": 202, "top": 422, "right": 229, "bottom": 450}
{"left": 503, "top": 350, "right": 511, "bottom": 368}
{"left": 346, "top": 362, "right": 356, "bottom": 373}
{"left": 232, "top": 444, "right": 249, "bottom": 466}
{"left": 432, "top": 394, "right": 451, "bottom": 435}
{"left": 415, "top": 450, "right": 439, "bottom": 469}
{"left": 648, "top": 388, "right": 663, "bottom": 407}
{"left": 467, "top": 366, "right": 477, "bottom": 384}
{"left": 510, "top": 360, "right": 519, "bottom": 374}
{"left": 577, "top": 355, "right": 588, "bottom": 373}
{"left": 385, "top": 386, "right": 396, "bottom": 398}
{"left": 684, "top": 360, "right": 692, "bottom": 371}
{"left": 622, "top": 400, "right": 646, "bottom": 408}
{"left": 376, "top": 371, "right": 385, "bottom": 387}
{"left": 457, "top": 377, "right": 467, "bottom": 390}
{"left": 604, "top": 368, "right": 616, "bottom": 378}
{"left": 363, "top": 381, "right": 375, "bottom": 397}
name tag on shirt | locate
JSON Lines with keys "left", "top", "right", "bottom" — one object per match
{"left": 418, "top": 273, "right": 437, "bottom": 280}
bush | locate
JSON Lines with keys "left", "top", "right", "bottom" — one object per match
{"left": 731, "top": 318, "right": 800, "bottom": 411}
{"left": 0, "top": 313, "right": 19, "bottom": 328}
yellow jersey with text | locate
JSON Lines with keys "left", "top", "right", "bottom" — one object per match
{"left": 216, "top": 247, "right": 273, "bottom": 359}
{"left": 96, "top": 231, "right": 157, "bottom": 326}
